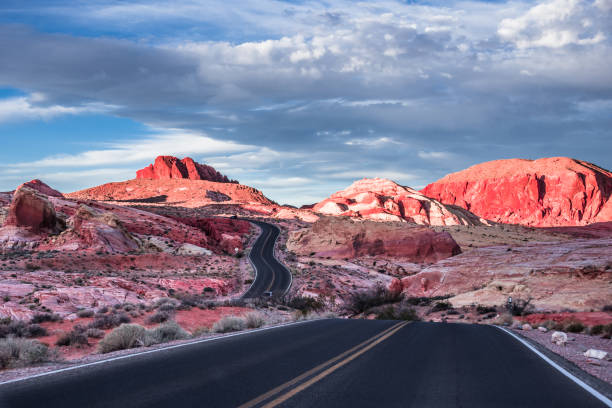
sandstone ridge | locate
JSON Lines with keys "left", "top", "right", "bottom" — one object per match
{"left": 421, "top": 157, "right": 612, "bottom": 227}
{"left": 314, "top": 178, "right": 489, "bottom": 226}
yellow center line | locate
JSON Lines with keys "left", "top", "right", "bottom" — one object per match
{"left": 261, "top": 321, "right": 408, "bottom": 408}
{"left": 238, "top": 321, "right": 408, "bottom": 408}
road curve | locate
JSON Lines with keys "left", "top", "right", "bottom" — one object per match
{"left": 0, "top": 320, "right": 609, "bottom": 407}
{"left": 242, "top": 220, "right": 292, "bottom": 298}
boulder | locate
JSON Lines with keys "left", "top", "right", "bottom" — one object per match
{"left": 421, "top": 157, "right": 612, "bottom": 227}
{"left": 136, "top": 156, "right": 237, "bottom": 183}
{"left": 583, "top": 349, "right": 608, "bottom": 360}
{"left": 313, "top": 178, "right": 488, "bottom": 226}
{"left": 17, "top": 179, "right": 63, "bottom": 197}
{"left": 287, "top": 216, "right": 461, "bottom": 262}
{"left": 177, "top": 243, "right": 212, "bottom": 256}
{"left": 3, "top": 186, "right": 62, "bottom": 233}
{"left": 537, "top": 326, "right": 548, "bottom": 333}
{"left": 551, "top": 331, "right": 568, "bottom": 346}
{"left": 522, "top": 323, "right": 532, "bottom": 331}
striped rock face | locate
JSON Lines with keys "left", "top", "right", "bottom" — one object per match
{"left": 313, "top": 178, "right": 489, "bottom": 226}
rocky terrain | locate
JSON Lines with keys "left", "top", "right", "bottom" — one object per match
{"left": 421, "top": 157, "right": 612, "bottom": 227}
{"left": 314, "top": 178, "right": 490, "bottom": 226}
{"left": 1, "top": 155, "right": 611, "bottom": 374}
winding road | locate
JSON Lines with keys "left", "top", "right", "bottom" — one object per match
{"left": 0, "top": 221, "right": 610, "bottom": 407}
{"left": 241, "top": 220, "right": 292, "bottom": 298}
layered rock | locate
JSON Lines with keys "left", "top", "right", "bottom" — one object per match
{"left": 3, "top": 186, "right": 62, "bottom": 233}
{"left": 401, "top": 238, "right": 612, "bottom": 311}
{"left": 314, "top": 178, "right": 488, "bottom": 226}
{"left": 421, "top": 157, "right": 612, "bottom": 227}
{"left": 287, "top": 217, "right": 461, "bottom": 263}
{"left": 136, "top": 156, "right": 237, "bottom": 183}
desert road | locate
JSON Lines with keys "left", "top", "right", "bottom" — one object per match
{"left": 0, "top": 319, "right": 609, "bottom": 408}
{"left": 242, "top": 220, "right": 292, "bottom": 298}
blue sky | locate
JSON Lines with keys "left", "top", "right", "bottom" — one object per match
{"left": 0, "top": 0, "right": 611, "bottom": 205}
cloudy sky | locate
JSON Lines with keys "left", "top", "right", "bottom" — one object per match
{"left": 0, "top": 0, "right": 610, "bottom": 205}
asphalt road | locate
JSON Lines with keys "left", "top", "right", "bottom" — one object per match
{"left": 241, "top": 220, "right": 291, "bottom": 298}
{"left": 0, "top": 320, "right": 608, "bottom": 408}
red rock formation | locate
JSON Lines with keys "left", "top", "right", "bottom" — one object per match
{"left": 67, "top": 178, "right": 272, "bottom": 207}
{"left": 3, "top": 186, "right": 62, "bottom": 233}
{"left": 18, "top": 180, "right": 63, "bottom": 197}
{"left": 314, "top": 178, "right": 488, "bottom": 226}
{"left": 287, "top": 217, "right": 461, "bottom": 263}
{"left": 136, "top": 156, "right": 237, "bottom": 183}
{"left": 421, "top": 157, "right": 612, "bottom": 227}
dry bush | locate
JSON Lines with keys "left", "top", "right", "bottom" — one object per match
{"left": 145, "top": 321, "right": 189, "bottom": 345}
{"left": 212, "top": 316, "right": 246, "bottom": 333}
{"left": 98, "top": 324, "right": 146, "bottom": 354}
{"left": 245, "top": 312, "right": 265, "bottom": 329}
{"left": 0, "top": 337, "right": 53, "bottom": 368}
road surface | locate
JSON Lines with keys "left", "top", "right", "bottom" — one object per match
{"left": 241, "top": 220, "right": 291, "bottom": 298}
{"left": 0, "top": 319, "right": 608, "bottom": 407}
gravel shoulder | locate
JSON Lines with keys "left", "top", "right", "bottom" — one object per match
{"left": 511, "top": 328, "right": 612, "bottom": 399}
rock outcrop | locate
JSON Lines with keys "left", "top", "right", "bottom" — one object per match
{"left": 314, "top": 178, "right": 489, "bottom": 226}
{"left": 400, "top": 237, "right": 612, "bottom": 311}
{"left": 136, "top": 156, "right": 237, "bottom": 183}
{"left": 287, "top": 217, "right": 461, "bottom": 263}
{"left": 421, "top": 157, "right": 612, "bottom": 227}
{"left": 18, "top": 179, "right": 63, "bottom": 197}
{"left": 3, "top": 186, "right": 62, "bottom": 233}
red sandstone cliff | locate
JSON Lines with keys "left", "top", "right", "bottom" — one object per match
{"left": 136, "top": 156, "right": 237, "bottom": 183}
{"left": 421, "top": 157, "right": 612, "bottom": 227}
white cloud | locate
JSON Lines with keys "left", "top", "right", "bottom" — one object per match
{"left": 8, "top": 129, "right": 253, "bottom": 168}
{"left": 0, "top": 94, "right": 116, "bottom": 123}
{"left": 498, "top": 0, "right": 608, "bottom": 48}
{"left": 345, "top": 137, "right": 404, "bottom": 147}
{"left": 418, "top": 150, "right": 453, "bottom": 160}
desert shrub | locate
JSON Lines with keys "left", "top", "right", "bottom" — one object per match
{"left": 446, "top": 309, "right": 460, "bottom": 315}
{"left": 287, "top": 296, "right": 325, "bottom": 316}
{"left": 144, "top": 321, "right": 189, "bottom": 346}
{"left": 212, "top": 316, "right": 246, "bottom": 333}
{"left": 244, "top": 312, "right": 265, "bottom": 329}
{"left": 590, "top": 325, "right": 604, "bottom": 335}
{"left": 476, "top": 305, "right": 496, "bottom": 315}
{"left": 510, "top": 298, "right": 533, "bottom": 316}
{"left": 603, "top": 324, "right": 612, "bottom": 339}
{"left": 345, "top": 285, "right": 403, "bottom": 315}
{"left": 97, "top": 306, "right": 109, "bottom": 314}
{"left": 565, "top": 321, "right": 585, "bottom": 333}
{"left": 405, "top": 295, "right": 451, "bottom": 307}
{"left": 0, "top": 321, "right": 48, "bottom": 339}
{"left": 146, "top": 310, "right": 172, "bottom": 324}
{"left": 30, "top": 313, "right": 62, "bottom": 324}
{"left": 375, "top": 305, "right": 419, "bottom": 321}
{"left": 56, "top": 328, "right": 89, "bottom": 347}
{"left": 0, "top": 337, "right": 52, "bottom": 368}
{"left": 85, "top": 328, "right": 105, "bottom": 338}
{"left": 98, "top": 324, "right": 146, "bottom": 354}
{"left": 76, "top": 309, "right": 94, "bottom": 318}
{"left": 602, "top": 305, "right": 612, "bottom": 312}
{"left": 431, "top": 302, "right": 452, "bottom": 313}
{"left": 89, "top": 313, "right": 131, "bottom": 330}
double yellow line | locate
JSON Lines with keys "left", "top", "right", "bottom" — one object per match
{"left": 238, "top": 321, "right": 409, "bottom": 408}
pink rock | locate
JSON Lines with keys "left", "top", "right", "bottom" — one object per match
{"left": 3, "top": 186, "right": 62, "bottom": 233}
{"left": 17, "top": 180, "right": 63, "bottom": 197}
{"left": 313, "top": 178, "right": 487, "bottom": 226}
{"left": 421, "top": 157, "right": 612, "bottom": 227}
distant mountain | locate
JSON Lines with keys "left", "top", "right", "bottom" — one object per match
{"left": 313, "top": 178, "right": 489, "bottom": 226}
{"left": 421, "top": 157, "right": 612, "bottom": 227}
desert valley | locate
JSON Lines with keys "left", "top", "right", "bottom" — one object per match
{"left": 0, "top": 154, "right": 610, "bottom": 388}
